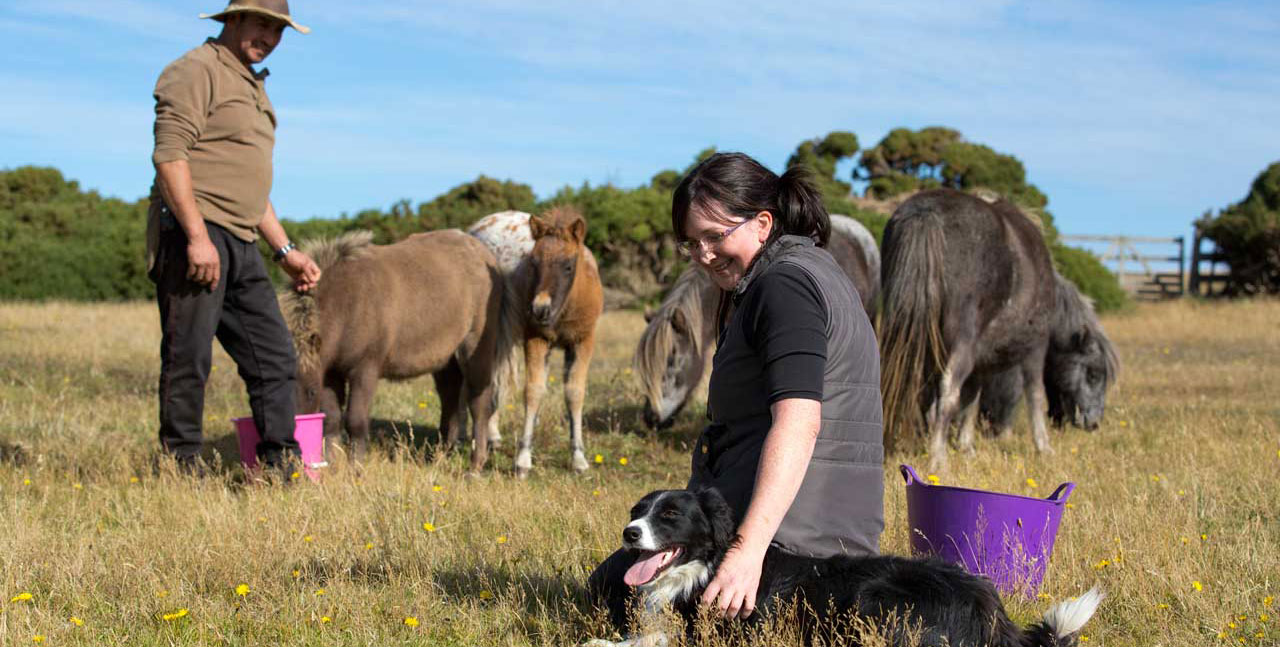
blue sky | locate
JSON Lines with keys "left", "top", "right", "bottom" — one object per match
{"left": 2, "top": 0, "right": 1277, "bottom": 246}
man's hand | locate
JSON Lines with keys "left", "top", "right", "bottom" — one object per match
{"left": 699, "top": 538, "right": 766, "bottom": 619}
{"left": 281, "top": 250, "right": 322, "bottom": 293}
{"left": 186, "top": 235, "right": 221, "bottom": 289}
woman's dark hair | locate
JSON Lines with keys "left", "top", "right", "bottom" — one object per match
{"left": 671, "top": 152, "right": 830, "bottom": 247}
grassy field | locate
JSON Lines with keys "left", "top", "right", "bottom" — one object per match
{"left": 0, "top": 299, "right": 1277, "bottom": 646}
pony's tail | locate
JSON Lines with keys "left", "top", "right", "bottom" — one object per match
{"left": 278, "top": 230, "right": 374, "bottom": 378}
{"left": 878, "top": 211, "right": 947, "bottom": 451}
{"left": 490, "top": 260, "right": 527, "bottom": 421}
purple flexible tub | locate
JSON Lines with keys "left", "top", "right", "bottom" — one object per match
{"left": 900, "top": 464, "right": 1074, "bottom": 597}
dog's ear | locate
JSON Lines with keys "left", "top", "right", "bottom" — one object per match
{"left": 695, "top": 487, "right": 736, "bottom": 551}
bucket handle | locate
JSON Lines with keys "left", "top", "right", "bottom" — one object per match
{"left": 1048, "top": 482, "right": 1076, "bottom": 503}
{"left": 899, "top": 464, "right": 925, "bottom": 486}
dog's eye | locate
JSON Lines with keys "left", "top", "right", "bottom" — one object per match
{"left": 661, "top": 509, "right": 680, "bottom": 520}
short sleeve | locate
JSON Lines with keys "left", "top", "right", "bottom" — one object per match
{"left": 152, "top": 55, "right": 213, "bottom": 165}
{"left": 742, "top": 263, "right": 828, "bottom": 403}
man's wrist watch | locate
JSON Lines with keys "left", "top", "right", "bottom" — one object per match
{"left": 273, "top": 242, "right": 296, "bottom": 263}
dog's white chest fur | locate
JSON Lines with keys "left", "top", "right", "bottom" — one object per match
{"left": 638, "top": 560, "right": 710, "bottom": 612}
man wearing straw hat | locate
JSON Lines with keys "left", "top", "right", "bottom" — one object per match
{"left": 148, "top": 0, "right": 320, "bottom": 476}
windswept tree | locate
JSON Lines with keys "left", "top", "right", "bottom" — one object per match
{"left": 1197, "top": 161, "right": 1280, "bottom": 295}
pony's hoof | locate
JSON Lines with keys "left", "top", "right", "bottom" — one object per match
{"left": 515, "top": 466, "right": 531, "bottom": 480}
{"left": 464, "top": 470, "right": 483, "bottom": 480}
{"left": 572, "top": 456, "right": 590, "bottom": 473}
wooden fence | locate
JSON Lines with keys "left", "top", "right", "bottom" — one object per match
{"left": 1061, "top": 234, "right": 1186, "bottom": 300}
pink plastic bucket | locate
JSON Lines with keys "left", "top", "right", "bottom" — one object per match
{"left": 232, "top": 413, "right": 327, "bottom": 482}
{"left": 900, "top": 464, "right": 1074, "bottom": 597}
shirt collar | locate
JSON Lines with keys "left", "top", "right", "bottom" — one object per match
{"left": 205, "top": 38, "right": 270, "bottom": 83}
{"left": 731, "top": 235, "right": 816, "bottom": 302}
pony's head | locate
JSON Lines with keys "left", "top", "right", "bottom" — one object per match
{"left": 527, "top": 206, "right": 587, "bottom": 328}
{"left": 634, "top": 268, "right": 716, "bottom": 430}
{"left": 1046, "top": 274, "right": 1119, "bottom": 430}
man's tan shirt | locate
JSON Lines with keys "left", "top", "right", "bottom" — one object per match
{"left": 148, "top": 38, "right": 277, "bottom": 267}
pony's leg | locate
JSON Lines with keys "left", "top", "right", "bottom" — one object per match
{"left": 319, "top": 372, "right": 346, "bottom": 460}
{"left": 516, "top": 336, "right": 550, "bottom": 479}
{"left": 1022, "top": 358, "right": 1054, "bottom": 454}
{"left": 927, "top": 346, "right": 975, "bottom": 473}
{"left": 465, "top": 372, "right": 495, "bottom": 474}
{"left": 486, "top": 381, "right": 503, "bottom": 447}
{"left": 344, "top": 368, "right": 378, "bottom": 461}
{"left": 563, "top": 336, "right": 595, "bottom": 473}
{"left": 956, "top": 378, "right": 982, "bottom": 455}
{"left": 434, "top": 360, "right": 465, "bottom": 451}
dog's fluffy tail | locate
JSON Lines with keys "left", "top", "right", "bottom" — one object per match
{"left": 1020, "top": 587, "right": 1104, "bottom": 647}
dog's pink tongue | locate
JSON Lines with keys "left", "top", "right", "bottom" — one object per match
{"left": 624, "top": 549, "right": 678, "bottom": 586}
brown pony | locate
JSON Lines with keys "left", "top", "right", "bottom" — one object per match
{"left": 280, "top": 229, "right": 508, "bottom": 472}
{"left": 494, "top": 207, "right": 604, "bottom": 478}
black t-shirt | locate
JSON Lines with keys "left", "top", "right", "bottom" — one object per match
{"left": 730, "top": 261, "right": 828, "bottom": 404}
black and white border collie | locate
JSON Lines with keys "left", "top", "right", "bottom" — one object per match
{"left": 590, "top": 488, "right": 1102, "bottom": 647}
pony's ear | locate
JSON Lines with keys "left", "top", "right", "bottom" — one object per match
{"left": 569, "top": 216, "right": 587, "bottom": 244}
{"left": 528, "top": 215, "right": 547, "bottom": 239}
{"left": 696, "top": 487, "right": 736, "bottom": 551}
{"left": 643, "top": 305, "right": 655, "bottom": 323}
{"left": 670, "top": 307, "right": 688, "bottom": 335}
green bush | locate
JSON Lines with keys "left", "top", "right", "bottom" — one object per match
{"left": 1196, "top": 161, "right": 1280, "bottom": 295}
{"left": 1051, "top": 243, "right": 1129, "bottom": 313}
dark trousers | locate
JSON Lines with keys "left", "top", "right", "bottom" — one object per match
{"left": 153, "top": 219, "right": 300, "bottom": 464}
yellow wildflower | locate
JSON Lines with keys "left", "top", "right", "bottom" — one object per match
{"left": 479, "top": 590, "right": 494, "bottom": 600}
{"left": 292, "top": 570, "right": 301, "bottom": 579}
{"left": 422, "top": 522, "right": 436, "bottom": 532}
{"left": 592, "top": 489, "right": 601, "bottom": 496}
{"left": 1261, "top": 614, "right": 1269, "bottom": 622}
{"left": 1150, "top": 474, "right": 1160, "bottom": 482}
{"left": 1037, "top": 592, "right": 1051, "bottom": 600}
{"left": 1026, "top": 477, "right": 1038, "bottom": 488}
{"left": 365, "top": 542, "right": 375, "bottom": 550}
{"left": 291, "top": 471, "right": 301, "bottom": 480}
{"left": 156, "top": 589, "right": 169, "bottom": 598}
{"left": 1181, "top": 536, "right": 1190, "bottom": 545}
{"left": 1229, "top": 622, "right": 1237, "bottom": 629}
{"left": 418, "top": 401, "right": 427, "bottom": 409}
{"left": 161, "top": 608, "right": 189, "bottom": 621}
{"left": 1156, "top": 603, "right": 1169, "bottom": 610}
{"left": 926, "top": 474, "right": 940, "bottom": 485}
{"left": 258, "top": 516, "right": 267, "bottom": 523}
{"left": 10, "top": 592, "right": 32, "bottom": 603}
{"left": 432, "top": 485, "right": 443, "bottom": 492}
{"left": 321, "top": 616, "right": 331, "bottom": 624}
{"left": 619, "top": 457, "right": 629, "bottom": 466}
{"left": 1239, "top": 615, "right": 1248, "bottom": 621}
{"left": 1192, "top": 580, "right": 1203, "bottom": 592}
{"left": 1070, "top": 446, "right": 1079, "bottom": 454}
{"left": 69, "top": 616, "right": 84, "bottom": 626}
{"left": 303, "top": 535, "right": 314, "bottom": 542}
{"left": 404, "top": 616, "right": 419, "bottom": 627}
{"left": 623, "top": 368, "right": 632, "bottom": 375}
{"left": 235, "top": 583, "right": 250, "bottom": 596}
{"left": 1093, "top": 559, "right": 1110, "bottom": 570}
{"left": 1266, "top": 596, "right": 1275, "bottom": 607}
{"left": 1177, "top": 489, "right": 1185, "bottom": 496}
{"left": 1079, "top": 637, "right": 1089, "bottom": 643}
{"left": 130, "top": 476, "right": 139, "bottom": 484}
{"left": 72, "top": 482, "right": 83, "bottom": 490}
{"left": 33, "top": 636, "right": 44, "bottom": 644}
{"left": 594, "top": 454, "right": 604, "bottom": 464}
{"left": 496, "top": 534, "right": 508, "bottom": 544}
{"left": 23, "top": 478, "right": 31, "bottom": 485}
{"left": 315, "top": 588, "right": 325, "bottom": 596}
{"left": 1202, "top": 533, "right": 1209, "bottom": 541}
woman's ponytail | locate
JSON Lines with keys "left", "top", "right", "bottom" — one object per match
{"left": 775, "top": 166, "right": 831, "bottom": 247}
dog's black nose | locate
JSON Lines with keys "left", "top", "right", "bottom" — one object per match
{"left": 623, "top": 526, "right": 640, "bottom": 544}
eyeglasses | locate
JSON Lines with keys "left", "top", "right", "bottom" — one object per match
{"left": 677, "top": 218, "right": 753, "bottom": 257}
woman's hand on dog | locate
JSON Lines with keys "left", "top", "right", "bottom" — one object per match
{"left": 700, "top": 539, "right": 767, "bottom": 619}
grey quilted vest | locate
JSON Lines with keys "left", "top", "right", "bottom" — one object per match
{"left": 689, "top": 235, "right": 884, "bottom": 558}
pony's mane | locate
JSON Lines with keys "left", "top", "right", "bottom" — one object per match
{"left": 633, "top": 267, "right": 714, "bottom": 410}
{"left": 1052, "top": 272, "right": 1120, "bottom": 385}
{"left": 536, "top": 205, "right": 586, "bottom": 237}
{"left": 279, "top": 230, "right": 375, "bottom": 376}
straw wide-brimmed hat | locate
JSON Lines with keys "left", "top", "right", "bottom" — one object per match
{"left": 200, "top": 0, "right": 310, "bottom": 34}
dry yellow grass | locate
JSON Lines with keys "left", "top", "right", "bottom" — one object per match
{"left": 0, "top": 299, "right": 1276, "bottom": 646}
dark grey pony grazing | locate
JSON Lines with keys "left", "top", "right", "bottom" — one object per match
{"left": 634, "top": 214, "right": 880, "bottom": 430}
{"left": 970, "top": 272, "right": 1120, "bottom": 440}
{"left": 880, "top": 189, "right": 1058, "bottom": 471}
{"left": 962, "top": 272, "right": 1120, "bottom": 447}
